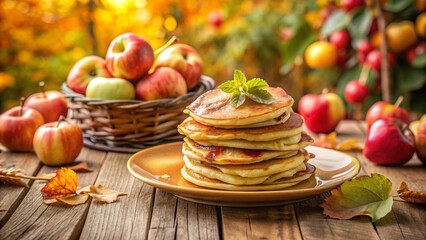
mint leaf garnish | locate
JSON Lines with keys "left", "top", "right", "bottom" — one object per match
{"left": 218, "top": 70, "right": 273, "bottom": 108}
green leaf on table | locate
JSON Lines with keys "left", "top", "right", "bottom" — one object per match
{"left": 321, "top": 173, "right": 393, "bottom": 222}
{"left": 321, "top": 10, "right": 349, "bottom": 36}
{"left": 218, "top": 70, "right": 273, "bottom": 108}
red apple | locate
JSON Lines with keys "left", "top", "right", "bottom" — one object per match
{"left": 208, "top": 11, "right": 223, "bottom": 28}
{"left": 363, "top": 118, "right": 415, "bottom": 165}
{"left": 298, "top": 90, "right": 346, "bottom": 133}
{"left": 66, "top": 56, "right": 112, "bottom": 95}
{"left": 330, "top": 30, "right": 351, "bottom": 50}
{"left": 105, "top": 33, "right": 154, "bottom": 82}
{"left": 365, "top": 97, "right": 410, "bottom": 129}
{"left": 0, "top": 99, "right": 44, "bottom": 152}
{"left": 413, "top": 117, "right": 426, "bottom": 163}
{"left": 154, "top": 43, "right": 203, "bottom": 90}
{"left": 136, "top": 67, "right": 187, "bottom": 101}
{"left": 365, "top": 49, "right": 395, "bottom": 72}
{"left": 24, "top": 82, "right": 68, "bottom": 123}
{"left": 341, "top": 0, "right": 365, "bottom": 12}
{"left": 33, "top": 116, "right": 83, "bottom": 166}
{"left": 344, "top": 80, "right": 369, "bottom": 104}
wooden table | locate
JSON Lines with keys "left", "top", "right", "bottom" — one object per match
{"left": 1, "top": 121, "right": 425, "bottom": 240}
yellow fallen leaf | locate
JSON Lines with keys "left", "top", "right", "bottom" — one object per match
{"left": 397, "top": 182, "right": 426, "bottom": 205}
{"left": 313, "top": 132, "right": 362, "bottom": 151}
{"left": 56, "top": 193, "right": 89, "bottom": 206}
{"left": 88, "top": 184, "right": 128, "bottom": 203}
{"left": 336, "top": 138, "right": 363, "bottom": 151}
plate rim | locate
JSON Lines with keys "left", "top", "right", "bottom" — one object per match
{"left": 127, "top": 142, "right": 361, "bottom": 202}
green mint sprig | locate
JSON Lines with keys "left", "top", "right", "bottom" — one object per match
{"left": 218, "top": 70, "right": 273, "bottom": 108}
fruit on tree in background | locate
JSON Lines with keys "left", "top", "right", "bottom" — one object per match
{"left": 304, "top": 41, "right": 338, "bottom": 69}
{"left": 154, "top": 43, "right": 203, "bottom": 90}
{"left": 416, "top": 12, "right": 426, "bottom": 37}
{"left": 24, "top": 82, "right": 68, "bottom": 123}
{"left": 136, "top": 67, "right": 187, "bottom": 101}
{"left": 357, "top": 40, "right": 373, "bottom": 64}
{"left": 298, "top": 90, "right": 346, "bottom": 134}
{"left": 208, "top": 10, "right": 223, "bottom": 28}
{"left": 86, "top": 77, "right": 135, "bottom": 100}
{"left": 105, "top": 33, "right": 154, "bottom": 82}
{"left": 415, "top": 118, "right": 426, "bottom": 164}
{"left": 66, "top": 56, "right": 112, "bottom": 95}
{"left": 0, "top": 98, "right": 44, "bottom": 152}
{"left": 363, "top": 118, "right": 415, "bottom": 165}
{"left": 344, "top": 80, "right": 369, "bottom": 104}
{"left": 279, "top": 27, "right": 293, "bottom": 42}
{"left": 406, "top": 42, "right": 426, "bottom": 65}
{"left": 365, "top": 97, "right": 410, "bottom": 129}
{"left": 365, "top": 49, "right": 395, "bottom": 72}
{"left": 330, "top": 30, "right": 350, "bottom": 50}
{"left": 33, "top": 116, "right": 83, "bottom": 166}
{"left": 386, "top": 21, "right": 418, "bottom": 53}
{"left": 340, "top": 0, "right": 365, "bottom": 12}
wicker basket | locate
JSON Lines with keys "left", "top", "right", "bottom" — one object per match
{"left": 61, "top": 75, "right": 215, "bottom": 153}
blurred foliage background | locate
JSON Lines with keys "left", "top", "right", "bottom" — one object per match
{"left": 0, "top": 0, "right": 425, "bottom": 116}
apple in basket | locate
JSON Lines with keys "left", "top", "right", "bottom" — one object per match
{"left": 136, "top": 67, "right": 187, "bottom": 101}
{"left": 86, "top": 77, "right": 136, "bottom": 100}
{"left": 0, "top": 98, "right": 44, "bottom": 152}
{"left": 105, "top": 33, "right": 154, "bottom": 82}
{"left": 24, "top": 81, "right": 69, "bottom": 123}
{"left": 66, "top": 56, "right": 112, "bottom": 95}
{"left": 34, "top": 116, "right": 83, "bottom": 166}
{"left": 154, "top": 43, "right": 203, "bottom": 90}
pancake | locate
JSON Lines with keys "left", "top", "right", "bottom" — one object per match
{"left": 181, "top": 164, "right": 315, "bottom": 191}
{"left": 183, "top": 155, "right": 308, "bottom": 186}
{"left": 192, "top": 132, "right": 313, "bottom": 151}
{"left": 178, "top": 111, "right": 303, "bottom": 141}
{"left": 210, "top": 150, "right": 308, "bottom": 177}
{"left": 185, "top": 87, "right": 294, "bottom": 127}
{"left": 203, "top": 111, "right": 291, "bottom": 129}
{"left": 183, "top": 140, "right": 299, "bottom": 165}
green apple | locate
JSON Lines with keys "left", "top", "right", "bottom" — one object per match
{"left": 86, "top": 77, "right": 135, "bottom": 100}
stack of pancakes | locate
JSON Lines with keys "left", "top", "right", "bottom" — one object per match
{"left": 177, "top": 87, "right": 315, "bottom": 191}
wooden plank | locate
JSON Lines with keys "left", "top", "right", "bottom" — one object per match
{"left": 0, "top": 148, "right": 107, "bottom": 239}
{"left": 221, "top": 205, "right": 302, "bottom": 240}
{"left": 0, "top": 151, "right": 42, "bottom": 228}
{"left": 79, "top": 152, "right": 155, "bottom": 240}
{"left": 147, "top": 189, "right": 220, "bottom": 240}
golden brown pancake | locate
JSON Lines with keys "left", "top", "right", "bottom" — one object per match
{"left": 181, "top": 164, "right": 315, "bottom": 191}
{"left": 184, "top": 87, "right": 294, "bottom": 127}
{"left": 178, "top": 111, "right": 303, "bottom": 142}
{"left": 183, "top": 155, "right": 308, "bottom": 186}
{"left": 183, "top": 139, "right": 299, "bottom": 165}
{"left": 191, "top": 132, "right": 313, "bottom": 151}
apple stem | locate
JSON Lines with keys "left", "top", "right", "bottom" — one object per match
{"left": 39, "top": 81, "right": 47, "bottom": 98}
{"left": 394, "top": 96, "right": 404, "bottom": 108}
{"left": 154, "top": 36, "right": 177, "bottom": 58}
{"left": 19, "top": 97, "right": 25, "bottom": 117}
{"left": 359, "top": 65, "right": 370, "bottom": 85}
{"left": 57, "top": 115, "right": 66, "bottom": 128}
{"left": 322, "top": 88, "right": 329, "bottom": 95}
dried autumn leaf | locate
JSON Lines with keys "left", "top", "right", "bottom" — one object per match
{"left": 397, "top": 182, "right": 426, "bottom": 205}
{"left": 56, "top": 193, "right": 89, "bottom": 206}
{"left": 88, "top": 184, "right": 128, "bottom": 203}
{"left": 41, "top": 168, "right": 78, "bottom": 200}
{"left": 0, "top": 168, "right": 29, "bottom": 188}
{"left": 313, "top": 132, "right": 363, "bottom": 151}
{"left": 321, "top": 173, "right": 393, "bottom": 222}
{"left": 70, "top": 162, "right": 93, "bottom": 173}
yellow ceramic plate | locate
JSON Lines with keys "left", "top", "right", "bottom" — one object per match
{"left": 127, "top": 143, "right": 360, "bottom": 207}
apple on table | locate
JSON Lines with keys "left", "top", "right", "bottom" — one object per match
{"left": 136, "top": 67, "right": 187, "bottom": 101}
{"left": 0, "top": 98, "right": 44, "bottom": 152}
{"left": 66, "top": 56, "right": 112, "bottom": 95}
{"left": 363, "top": 118, "right": 415, "bottom": 165}
{"left": 105, "top": 33, "right": 154, "bottom": 82}
{"left": 24, "top": 81, "right": 69, "bottom": 123}
{"left": 298, "top": 89, "right": 346, "bottom": 134}
{"left": 154, "top": 43, "right": 203, "bottom": 90}
{"left": 365, "top": 96, "right": 410, "bottom": 129}
{"left": 33, "top": 116, "right": 83, "bottom": 166}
